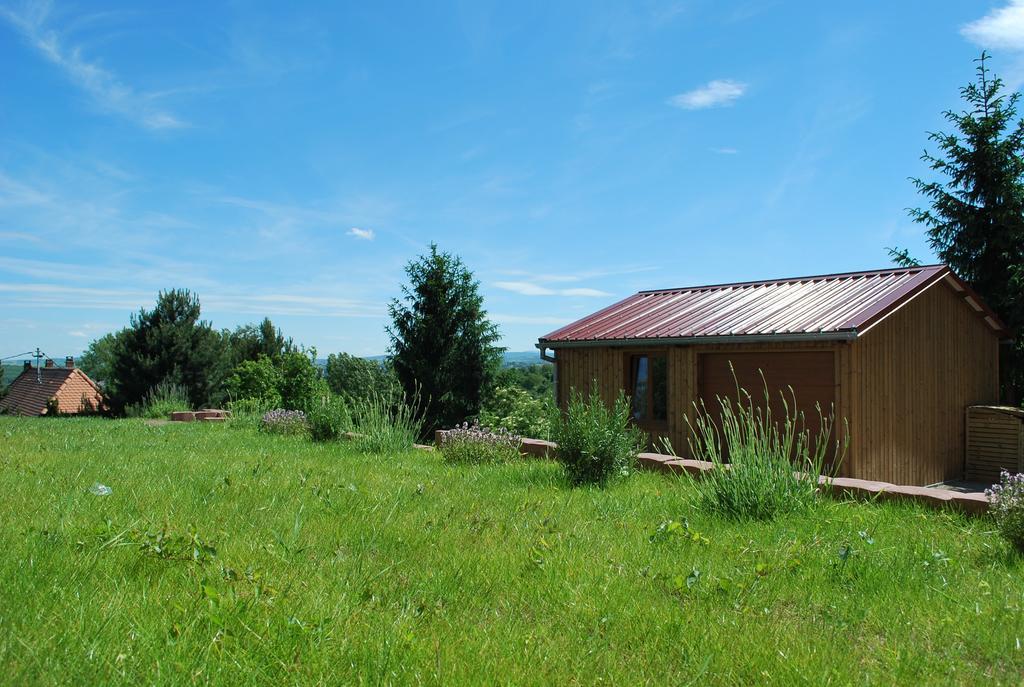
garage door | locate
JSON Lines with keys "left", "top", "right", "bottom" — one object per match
{"left": 698, "top": 351, "right": 837, "bottom": 461}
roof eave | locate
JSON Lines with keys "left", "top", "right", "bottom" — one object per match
{"left": 537, "top": 331, "right": 858, "bottom": 349}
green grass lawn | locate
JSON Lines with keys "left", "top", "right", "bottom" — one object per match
{"left": 1, "top": 417, "right": 1022, "bottom": 685}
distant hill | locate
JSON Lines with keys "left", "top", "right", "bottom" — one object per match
{"left": 501, "top": 350, "right": 548, "bottom": 367}
{"left": 2, "top": 364, "right": 23, "bottom": 390}
{"left": 316, "top": 351, "right": 549, "bottom": 369}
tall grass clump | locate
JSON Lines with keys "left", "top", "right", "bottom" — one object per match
{"left": 226, "top": 397, "right": 279, "bottom": 430}
{"left": 683, "top": 367, "right": 846, "bottom": 520}
{"left": 305, "top": 395, "right": 352, "bottom": 442}
{"left": 126, "top": 381, "right": 191, "bottom": 419}
{"left": 348, "top": 392, "right": 423, "bottom": 454}
{"left": 552, "top": 389, "right": 643, "bottom": 487}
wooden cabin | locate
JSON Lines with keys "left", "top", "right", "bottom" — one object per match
{"left": 537, "top": 265, "right": 1007, "bottom": 486}
{"left": 0, "top": 357, "right": 105, "bottom": 417}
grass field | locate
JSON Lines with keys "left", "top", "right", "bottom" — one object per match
{"left": 1, "top": 417, "right": 1023, "bottom": 685}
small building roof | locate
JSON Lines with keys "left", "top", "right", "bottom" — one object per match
{"left": 539, "top": 264, "right": 1007, "bottom": 346}
{"left": 0, "top": 366, "right": 104, "bottom": 416}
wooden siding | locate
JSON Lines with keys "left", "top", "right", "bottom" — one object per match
{"left": 698, "top": 350, "right": 837, "bottom": 463}
{"left": 846, "top": 281, "right": 999, "bottom": 485}
{"left": 553, "top": 279, "right": 1000, "bottom": 485}
{"left": 965, "top": 406, "right": 1024, "bottom": 484}
{"left": 556, "top": 341, "right": 844, "bottom": 461}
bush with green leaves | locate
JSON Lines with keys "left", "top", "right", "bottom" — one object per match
{"left": 439, "top": 421, "right": 521, "bottom": 464}
{"left": 479, "top": 385, "right": 554, "bottom": 440}
{"left": 494, "top": 363, "right": 554, "bottom": 400}
{"left": 325, "top": 353, "right": 400, "bottom": 405}
{"left": 126, "top": 381, "right": 191, "bottom": 419}
{"left": 684, "top": 371, "right": 845, "bottom": 521}
{"left": 986, "top": 470, "right": 1024, "bottom": 552}
{"left": 225, "top": 355, "right": 283, "bottom": 408}
{"left": 305, "top": 395, "right": 352, "bottom": 442}
{"left": 552, "top": 390, "right": 643, "bottom": 487}
{"left": 277, "top": 350, "right": 329, "bottom": 411}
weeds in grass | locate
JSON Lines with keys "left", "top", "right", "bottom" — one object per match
{"left": 139, "top": 527, "right": 217, "bottom": 563}
{"left": 680, "top": 366, "right": 846, "bottom": 520}
{"left": 125, "top": 380, "right": 191, "bottom": 419}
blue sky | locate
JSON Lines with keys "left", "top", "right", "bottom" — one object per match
{"left": 2, "top": 1, "right": 1022, "bottom": 358}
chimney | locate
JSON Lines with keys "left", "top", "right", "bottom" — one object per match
{"left": 65, "top": 356, "right": 74, "bottom": 369}
{"left": 23, "top": 360, "right": 31, "bottom": 371}
{"left": 44, "top": 359, "right": 54, "bottom": 368}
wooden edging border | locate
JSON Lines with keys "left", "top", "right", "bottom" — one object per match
{"left": 435, "top": 430, "right": 990, "bottom": 516}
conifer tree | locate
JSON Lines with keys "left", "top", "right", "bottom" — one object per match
{"left": 107, "top": 290, "right": 230, "bottom": 413}
{"left": 388, "top": 244, "right": 503, "bottom": 433}
{"left": 893, "top": 52, "right": 1024, "bottom": 401}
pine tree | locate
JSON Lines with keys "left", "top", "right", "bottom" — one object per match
{"left": 387, "top": 244, "right": 504, "bottom": 433}
{"left": 226, "top": 317, "right": 294, "bottom": 367}
{"left": 107, "top": 290, "right": 230, "bottom": 413}
{"left": 894, "top": 52, "right": 1024, "bottom": 401}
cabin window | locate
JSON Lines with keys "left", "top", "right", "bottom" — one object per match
{"left": 628, "top": 354, "right": 667, "bottom": 423}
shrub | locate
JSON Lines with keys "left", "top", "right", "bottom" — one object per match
{"left": 986, "top": 470, "right": 1024, "bottom": 552}
{"left": 305, "top": 395, "right": 352, "bottom": 442}
{"left": 348, "top": 393, "right": 423, "bottom": 454}
{"left": 684, "top": 370, "right": 845, "bottom": 521}
{"left": 439, "top": 421, "right": 521, "bottom": 464}
{"left": 325, "top": 353, "right": 401, "bottom": 405}
{"left": 552, "top": 390, "right": 643, "bottom": 487}
{"left": 479, "top": 385, "right": 554, "bottom": 440}
{"left": 126, "top": 381, "right": 191, "bottom": 419}
{"left": 259, "top": 409, "right": 310, "bottom": 436}
{"left": 277, "top": 351, "right": 329, "bottom": 411}
{"left": 225, "top": 355, "right": 282, "bottom": 408}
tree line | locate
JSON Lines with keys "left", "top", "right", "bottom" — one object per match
{"left": 75, "top": 243, "right": 550, "bottom": 436}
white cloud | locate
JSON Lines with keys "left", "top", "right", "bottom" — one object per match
{"left": 0, "top": 282, "right": 386, "bottom": 318}
{"left": 0, "top": 2, "right": 186, "bottom": 130}
{"left": 347, "top": 227, "right": 375, "bottom": 240}
{"left": 494, "top": 281, "right": 611, "bottom": 297}
{"left": 669, "top": 79, "right": 747, "bottom": 110}
{"left": 963, "top": 1, "right": 1024, "bottom": 50}
{"left": 0, "top": 173, "right": 51, "bottom": 206}
{"left": 712, "top": 147, "right": 739, "bottom": 155}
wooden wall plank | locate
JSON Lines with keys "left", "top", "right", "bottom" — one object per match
{"left": 850, "top": 282, "right": 1000, "bottom": 485}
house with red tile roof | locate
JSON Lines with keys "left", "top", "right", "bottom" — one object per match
{"left": 0, "top": 357, "right": 105, "bottom": 416}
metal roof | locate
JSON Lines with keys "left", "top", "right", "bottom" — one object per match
{"left": 538, "top": 264, "right": 1008, "bottom": 346}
